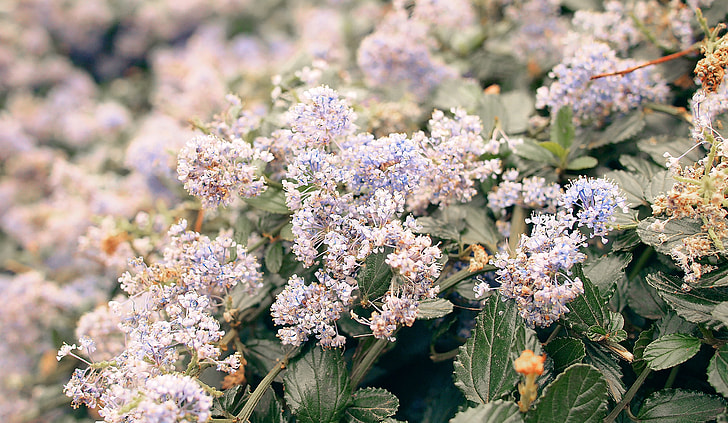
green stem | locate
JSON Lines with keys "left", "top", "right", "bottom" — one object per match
{"left": 543, "top": 324, "right": 562, "bottom": 346}
{"left": 437, "top": 266, "right": 495, "bottom": 292}
{"left": 236, "top": 348, "right": 297, "bottom": 422}
{"left": 246, "top": 220, "right": 289, "bottom": 252}
{"left": 604, "top": 366, "right": 652, "bottom": 423}
{"left": 665, "top": 365, "right": 679, "bottom": 389}
{"left": 264, "top": 175, "right": 283, "bottom": 189}
{"left": 350, "top": 338, "right": 389, "bottom": 388}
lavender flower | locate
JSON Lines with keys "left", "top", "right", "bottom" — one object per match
{"left": 560, "top": 176, "right": 628, "bottom": 241}
{"left": 536, "top": 41, "right": 669, "bottom": 125}
{"left": 177, "top": 134, "right": 273, "bottom": 209}
{"left": 287, "top": 85, "right": 357, "bottom": 148}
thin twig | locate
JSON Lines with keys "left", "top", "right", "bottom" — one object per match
{"left": 590, "top": 47, "right": 698, "bottom": 80}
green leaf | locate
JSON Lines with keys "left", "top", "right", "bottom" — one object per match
{"left": 563, "top": 267, "right": 608, "bottom": 334}
{"left": 643, "top": 171, "right": 675, "bottom": 204}
{"left": 646, "top": 272, "right": 728, "bottom": 325}
{"left": 212, "top": 385, "right": 246, "bottom": 417}
{"left": 417, "top": 298, "right": 454, "bottom": 319}
{"left": 450, "top": 400, "right": 523, "bottom": 423}
{"left": 637, "top": 218, "right": 703, "bottom": 255}
{"left": 284, "top": 346, "right": 352, "bottom": 423}
{"left": 476, "top": 94, "right": 507, "bottom": 137}
{"left": 633, "top": 325, "right": 656, "bottom": 375}
{"left": 460, "top": 205, "right": 500, "bottom": 252}
{"left": 244, "top": 188, "right": 290, "bottom": 214}
{"left": 566, "top": 156, "right": 598, "bottom": 170}
{"left": 712, "top": 302, "right": 728, "bottom": 329}
{"left": 698, "top": 264, "right": 728, "bottom": 289}
{"left": 620, "top": 154, "right": 664, "bottom": 178}
{"left": 279, "top": 223, "right": 294, "bottom": 241}
{"left": 638, "top": 136, "right": 705, "bottom": 168}
{"left": 250, "top": 386, "right": 284, "bottom": 423}
{"left": 357, "top": 251, "right": 393, "bottom": 304}
{"left": 584, "top": 342, "right": 626, "bottom": 401}
{"left": 265, "top": 242, "right": 283, "bottom": 273}
{"left": 344, "top": 388, "right": 399, "bottom": 423}
{"left": 454, "top": 295, "right": 522, "bottom": 403}
{"left": 583, "top": 253, "right": 631, "bottom": 295}
{"left": 604, "top": 170, "right": 648, "bottom": 208}
{"left": 538, "top": 141, "right": 567, "bottom": 160}
{"left": 709, "top": 345, "right": 728, "bottom": 397}
{"left": 544, "top": 338, "right": 585, "bottom": 373}
{"left": 501, "top": 90, "right": 534, "bottom": 134}
{"left": 627, "top": 275, "right": 668, "bottom": 320}
{"left": 526, "top": 364, "right": 608, "bottom": 423}
{"left": 514, "top": 138, "right": 558, "bottom": 164}
{"left": 551, "top": 107, "right": 575, "bottom": 149}
{"left": 587, "top": 110, "right": 645, "bottom": 149}
{"left": 432, "top": 78, "right": 484, "bottom": 112}
{"left": 637, "top": 389, "right": 726, "bottom": 422}
{"left": 643, "top": 333, "right": 701, "bottom": 371}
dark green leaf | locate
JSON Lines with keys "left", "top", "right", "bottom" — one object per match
{"left": 628, "top": 275, "right": 668, "bottom": 320}
{"left": 633, "top": 325, "right": 656, "bottom": 375}
{"left": 637, "top": 389, "right": 726, "bottom": 422}
{"left": 344, "top": 388, "right": 399, "bottom": 423}
{"left": 265, "top": 242, "right": 283, "bottom": 273}
{"left": 460, "top": 205, "right": 500, "bottom": 252}
{"left": 637, "top": 218, "right": 703, "bottom": 255}
{"left": 450, "top": 400, "right": 523, "bottom": 423}
{"left": 583, "top": 253, "right": 631, "bottom": 295}
{"left": 212, "top": 385, "right": 246, "bottom": 417}
{"left": 514, "top": 138, "right": 558, "bottom": 164}
{"left": 620, "top": 155, "right": 664, "bottom": 178}
{"left": 454, "top": 295, "right": 522, "bottom": 403}
{"left": 417, "top": 298, "right": 454, "bottom": 319}
{"left": 584, "top": 342, "right": 626, "bottom": 401}
{"left": 710, "top": 345, "right": 728, "bottom": 397}
{"left": 563, "top": 267, "right": 608, "bottom": 334}
{"left": 646, "top": 272, "right": 728, "bottom": 325}
{"left": 638, "top": 136, "right": 705, "bottom": 168}
{"left": 551, "top": 107, "right": 575, "bottom": 149}
{"left": 244, "top": 188, "right": 290, "bottom": 214}
{"left": 643, "top": 333, "right": 701, "bottom": 371}
{"left": 712, "top": 302, "right": 728, "bottom": 329}
{"left": 250, "top": 386, "right": 284, "bottom": 423}
{"left": 698, "top": 264, "right": 728, "bottom": 289}
{"left": 526, "top": 364, "right": 608, "bottom": 423}
{"left": 566, "top": 156, "right": 598, "bottom": 170}
{"left": 544, "top": 338, "right": 585, "bottom": 373}
{"left": 643, "top": 171, "right": 675, "bottom": 204}
{"left": 357, "top": 251, "right": 393, "bottom": 304}
{"left": 587, "top": 111, "right": 645, "bottom": 149}
{"left": 604, "top": 170, "right": 648, "bottom": 208}
{"left": 655, "top": 312, "right": 696, "bottom": 338}
{"left": 284, "top": 347, "right": 351, "bottom": 423}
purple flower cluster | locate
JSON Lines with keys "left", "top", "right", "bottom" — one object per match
{"left": 478, "top": 177, "right": 627, "bottom": 327}
{"left": 536, "top": 41, "right": 669, "bottom": 125}
{"left": 287, "top": 85, "right": 357, "bottom": 148}
{"left": 177, "top": 134, "right": 273, "bottom": 209}
{"left": 488, "top": 170, "right": 561, "bottom": 216}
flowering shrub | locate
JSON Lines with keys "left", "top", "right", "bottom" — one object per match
{"left": 5, "top": 1, "right": 728, "bottom": 422}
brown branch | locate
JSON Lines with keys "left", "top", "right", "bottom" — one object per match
{"left": 590, "top": 47, "right": 698, "bottom": 80}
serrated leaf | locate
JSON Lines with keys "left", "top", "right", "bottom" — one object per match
{"left": 544, "top": 338, "right": 585, "bottom": 373}
{"left": 357, "top": 251, "right": 393, "bottom": 304}
{"left": 604, "top": 170, "right": 648, "bottom": 208}
{"left": 454, "top": 295, "right": 522, "bottom": 403}
{"left": 655, "top": 312, "right": 696, "bottom": 338}
{"left": 450, "top": 400, "right": 523, "bottom": 423}
{"left": 250, "top": 386, "right": 284, "bottom": 423}
{"left": 637, "top": 389, "right": 726, "bottom": 422}
{"left": 538, "top": 141, "right": 568, "bottom": 159}
{"left": 212, "top": 385, "right": 246, "bottom": 417}
{"left": 588, "top": 111, "right": 645, "bottom": 149}
{"left": 566, "top": 156, "right": 598, "bottom": 170}
{"left": 643, "top": 333, "right": 701, "bottom": 371}
{"left": 344, "top": 388, "right": 399, "bottom": 423}
{"left": 633, "top": 325, "right": 656, "bottom": 374}
{"left": 698, "top": 264, "right": 728, "bottom": 289}
{"left": 643, "top": 170, "right": 675, "bottom": 204}
{"left": 638, "top": 136, "right": 705, "bottom": 167}
{"left": 417, "top": 298, "right": 454, "bottom": 319}
{"left": 628, "top": 275, "right": 668, "bottom": 320}
{"left": 265, "top": 242, "right": 283, "bottom": 273}
{"left": 284, "top": 347, "right": 351, "bottom": 423}
{"left": 244, "top": 188, "right": 290, "bottom": 214}
{"left": 620, "top": 155, "right": 664, "bottom": 178}
{"left": 646, "top": 272, "right": 727, "bottom": 325}
{"left": 551, "top": 106, "right": 575, "bottom": 149}
{"left": 709, "top": 345, "right": 728, "bottom": 397}
{"left": 525, "top": 364, "right": 608, "bottom": 423}
{"left": 584, "top": 342, "right": 626, "bottom": 401}
{"left": 460, "top": 205, "right": 499, "bottom": 252}
{"left": 637, "top": 217, "right": 703, "bottom": 255}
{"left": 563, "top": 267, "right": 608, "bottom": 334}
{"left": 712, "top": 302, "right": 728, "bottom": 329}
{"left": 583, "top": 253, "right": 631, "bottom": 295}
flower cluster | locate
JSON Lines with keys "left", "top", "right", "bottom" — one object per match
{"left": 478, "top": 177, "right": 627, "bottom": 327}
{"left": 58, "top": 220, "right": 261, "bottom": 418}
{"left": 536, "top": 41, "right": 669, "bottom": 125}
{"left": 177, "top": 134, "right": 273, "bottom": 209}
